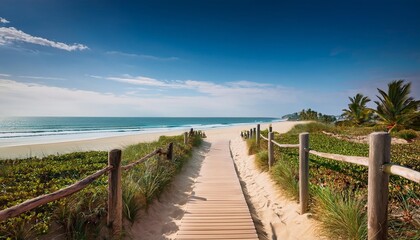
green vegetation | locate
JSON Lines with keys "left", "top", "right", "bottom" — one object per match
{"left": 282, "top": 109, "right": 337, "bottom": 123}
{"left": 284, "top": 80, "right": 419, "bottom": 137}
{"left": 396, "top": 129, "right": 418, "bottom": 141}
{"left": 313, "top": 187, "right": 367, "bottom": 240}
{"left": 248, "top": 123, "right": 419, "bottom": 239}
{"left": 375, "top": 80, "right": 419, "bottom": 132}
{"left": 342, "top": 93, "right": 372, "bottom": 126}
{"left": 0, "top": 134, "right": 202, "bottom": 239}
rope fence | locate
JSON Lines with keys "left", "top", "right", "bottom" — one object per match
{"left": 0, "top": 130, "right": 202, "bottom": 238}
{"left": 244, "top": 124, "right": 420, "bottom": 240}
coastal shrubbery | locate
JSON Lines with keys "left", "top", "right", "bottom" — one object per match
{"left": 0, "top": 134, "right": 202, "bottom": 239}
{"left": 285, "top": 80, "right": 419, "bottom": 137}
{"left": 247, "top": 123, "right": 419, "bottom": 239}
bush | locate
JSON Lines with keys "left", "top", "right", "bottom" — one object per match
{"left": 262, "top": 123, "right": 419, "bottom": 239}
{"left": 0, "top": 133, "right": 203, "bottom": 239}
{"left": 246, "top": 138, "right": 259, "bottom": 155}
{"left": 255, "top": 150, "right": 268, "bottom": 171}
{"left": 313, "top": 187, "right": 367, "bottom": 240}
{"left": 271, "top": 159, "right": 299, "bottom": 200}
{"left": 396, "top": 130, "right": 418, "bottom": 141}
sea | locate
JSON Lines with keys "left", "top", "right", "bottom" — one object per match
{"left": 0, "top": 117, "right": 280, "bottom": 147}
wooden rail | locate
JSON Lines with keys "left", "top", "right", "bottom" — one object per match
{"left": 0, "top": 166, "right": 113, "bottom": 221}
{"left": 383, "top": 163, "right": 420, "bottom": 184}
{"left": 309, "top": 150, "right": 369, "bottom": 166}
{"left": 246, "top": 125, "right": 420, "bottom": 240}
{"left": 121, "top": 148, "right": 163, "bottom": 171}
{"left": 0, "top": 141, "right": 175, "bottom": 238}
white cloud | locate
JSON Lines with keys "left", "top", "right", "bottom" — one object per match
{"left": 107, "top": 75, "right": 174, "bottom": 87}
{"left": 19, "top": 75, "right": 66, "bottom": 81}
{"left": 0, "top": 27, "right": 88, "bottom": 51}
{"left": 0, "top": 17, "right": 9, "bottom": 24}
{"left": 103, "top": 75, "right": 295, "bottom": 101}
{"left": 0, "top": 78, "right": 303, "bottom": 117}
{"left": 106, "top": 51, "right": 179, "bottom": 61}
{"left": 0, "top": 73, "right": 10, "bottom": 77}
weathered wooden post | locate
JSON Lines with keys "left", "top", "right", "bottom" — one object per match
{"left": 108, "top": 149, "right": 122, "bottom": 238}
{"left": 256, "top": 124, "right": 260, "bottom": 146}
{"left": 184, "top": 132, "right": 188, "bottom": 145}
{"left": 167, "top": 142, "right": 174, "bottom": 161}
{"left": 368, "top": 132, "right": 391, "bottom": 240}
{"left": 268, "top": 132, "right": 274, "bottom": 170}
{"left": 269, "top": 125, "right": 272, "bottom": 133}
{"left": 249, "top": 128, "right": 253, "bottom": 138}
{"left": 247, "top": 130, "right": 250, "bottom": 139}
{"left": 299, "top": 133, "right": 309, "bottom": 214}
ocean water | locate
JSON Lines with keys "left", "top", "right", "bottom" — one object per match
{"left": 0, "top": 117, "right": 279, "bottom": 147}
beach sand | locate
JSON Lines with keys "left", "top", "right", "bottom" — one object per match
{"left": 2, "top": 120, "right": 322, "bottom": 239}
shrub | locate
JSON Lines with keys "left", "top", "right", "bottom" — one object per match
{"left": 122, "top": 175, "right": 145, "bottom": 223}
{"left": 271, "top": 159, "right": 299, "bottom": 200}
{"left": 396, "top": 129, "right": 418, "bottom": 141}
{"left": 313, "top": 187, "right": 367, "bottom": 240}
{"left": 255, "top": 150, "right": 268, "bottom": 171}
{"left": 246, "top": 138, "right": 259, "bottom": 155}
{"left": 269, "top": 123, "right": 419, "bottom": 239}
{"left": 0, "top": 133, "right": 203, "bottom": 239}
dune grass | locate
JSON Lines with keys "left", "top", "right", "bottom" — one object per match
{"left": 312, "top": 187, "right": 367, "bottom": 240}
{"left": 0, "top": 133, "right": 203, "bottom": 239}
{"left": 244, "top": 122, "right": 419, "bottom": 239}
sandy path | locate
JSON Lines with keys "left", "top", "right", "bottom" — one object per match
{"left": 230, "top": 137, "right": 324, "bottom": 240}
{"left": 125, "top": 141, "right": 211, "bottom": 240}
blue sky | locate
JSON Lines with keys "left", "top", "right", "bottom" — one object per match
{"left": 0, "top": 0, "right": 419, "bottom": 117}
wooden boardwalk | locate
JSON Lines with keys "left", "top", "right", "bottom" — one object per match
{"left": 176, "top": 140, "right": 258, "bottom": 240}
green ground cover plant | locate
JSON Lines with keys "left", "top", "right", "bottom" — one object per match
{"left": 248, "top": 123, "right": 419, "bottom": 239}
{"left": 0, "top": 134, "right": 202, "bottom": 239}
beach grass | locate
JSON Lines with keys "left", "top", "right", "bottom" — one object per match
{"left": 245, "top": 122, "right": 419, "bottom": 239}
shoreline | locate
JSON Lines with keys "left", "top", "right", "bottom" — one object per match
{"left": 0, "top": 121, "right": 301, "bottom": 159}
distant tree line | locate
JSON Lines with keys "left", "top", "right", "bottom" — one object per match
{"left": 341, "top": 80, "right": 419, "bottom": 132}
{"left": 282, "top": 109, "right": 337, "bottom": 124}
{"left": 282, "top": 80, "right": 419, "bottom": 133}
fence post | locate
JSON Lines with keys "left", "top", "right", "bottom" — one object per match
{"left": 299, "top": 132, "right": 309, "bottom": 214}
{"left": 184, "top": 132, "right": 188, "bottom": 145}
{"left": 268, "top": 132, "right": 274, "bottom": 170}
{"left": 269, "top": 125, "right": 272, "bottom": 132}
{"left": 167, "top": 142, "right": 174, "bottom": 161}
{"left": 108, "top": 149, "right": 122, "bottom": 238}
{"left": 249, "top": 128, "right": 253, "bottom": 138}
{"left": 368, "top": 132, "right": 390, "bottom": 240}
{"left": 256, "top": 124, "right": 260, "bottom": 146}
{"left": 247, "top": 131, "right": 250, "bottom": 139}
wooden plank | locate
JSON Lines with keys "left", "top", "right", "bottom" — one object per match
{"left": 176, "top": 140, "right": 258, "bottom": 240}
{"left": 178, "top": 230, "right": 257, "bottom": 235}
{"left": 177, "top": 233, "right": 258, "bottom": 239}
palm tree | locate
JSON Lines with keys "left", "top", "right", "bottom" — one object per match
{"left": 342, "top": 93, "right": 372, "bottom": 125}
{"left": 375, "top": 80, "right": 419, "bottom": 132}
